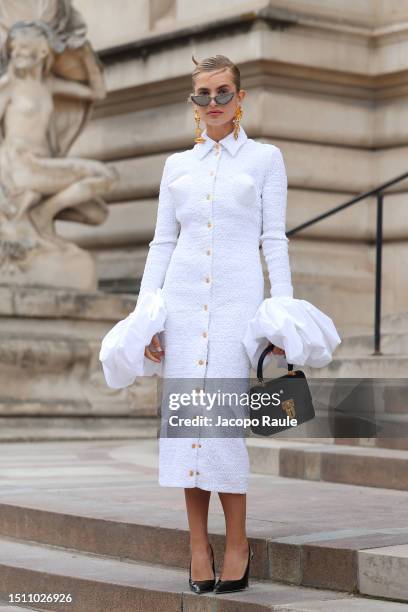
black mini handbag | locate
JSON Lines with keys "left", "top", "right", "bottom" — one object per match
{"left": 249, "top": 342, "right": 315, "bottom": 436}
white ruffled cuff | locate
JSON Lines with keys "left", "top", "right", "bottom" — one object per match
{"left": 242, "top": 296, "right": 342, "bottom": 371}
{"left": 99, "top": 287, "right": 167, "bottom": 389}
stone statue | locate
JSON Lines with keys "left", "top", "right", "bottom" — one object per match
{"left": 0, "top": 0, "right": 118, "bottom": 289}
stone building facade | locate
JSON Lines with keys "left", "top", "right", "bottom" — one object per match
{"left": 61, "top": 0, "right": 408, "bottom": 335}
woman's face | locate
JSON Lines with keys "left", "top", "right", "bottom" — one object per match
{"left": 192, "top": 68, "right": 245, "bottom": 129}
{"left": 8, "top": 27, "right": 49, "bottom": 70}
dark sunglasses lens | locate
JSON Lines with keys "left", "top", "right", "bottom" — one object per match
{"left": 191, "top": 94, "right": 211, "bottom": 106}
{"left": 215, "top": 92, "right": 235, "bottom": 105}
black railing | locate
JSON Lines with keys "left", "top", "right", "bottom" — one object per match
{"left": 286, "top": 170, "right": 408, "bottom": 355}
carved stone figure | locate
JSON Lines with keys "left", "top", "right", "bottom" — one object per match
{"left": 0, "top": 0, "right": 118, "bottom": 289}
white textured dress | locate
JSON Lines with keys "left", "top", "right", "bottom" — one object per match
{"left": 99, "top": 125, "right": 341, "bottom": 493}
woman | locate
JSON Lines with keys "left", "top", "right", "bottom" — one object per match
{"left": 100, "top": 54, "right": 341, "bottom": 594}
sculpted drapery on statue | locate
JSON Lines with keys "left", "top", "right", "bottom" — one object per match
{"left": 0, "top": 0, "right": 118, "bottom": 289}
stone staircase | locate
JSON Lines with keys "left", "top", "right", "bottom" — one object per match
{"left": 300, "top": 310, "right": 408, "bottom": 379}
{"left": 0, "top": 438, "right": 407, "bottom": 610}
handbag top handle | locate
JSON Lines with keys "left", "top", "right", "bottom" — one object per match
{"left": 256, "top": 342, "right": 294, "bottom": 383}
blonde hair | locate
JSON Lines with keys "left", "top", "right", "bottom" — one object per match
{"left": 191, "top": 54, "right": 241, "bottom": 92}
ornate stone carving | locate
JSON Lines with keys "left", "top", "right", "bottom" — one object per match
{"left": 0, "top": 0, "right": 118, "bottom": 289}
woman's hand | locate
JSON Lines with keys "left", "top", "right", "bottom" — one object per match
{"left": 145, "top": 333, "right": 165, "bottom": 363}
{"left": 271, "top": 344, "right": 285, "bottom": 357}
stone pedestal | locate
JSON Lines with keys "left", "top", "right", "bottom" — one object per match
{"left": 0, "top": 236, "right": 98, "bottom": 291}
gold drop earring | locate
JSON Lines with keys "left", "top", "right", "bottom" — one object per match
{"left": 194, "top": 109, "right": 206, "bottom": 144}
{"left": 233, "top": 105, "right": 243, "bottom": 140}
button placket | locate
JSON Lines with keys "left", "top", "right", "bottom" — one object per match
{"left": 200, "top": 147, "right": 220, "bottom": 371}
{"left": 192, "top": 384, "right": 203, "bottom": 478}
{"left": 195, "top": 143, "right": 222, "bottom": 471}
{"left": 190, "top": 437, "right": 202, "bottom": 479}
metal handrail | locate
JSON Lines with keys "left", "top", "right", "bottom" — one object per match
{"left": 286, "top": 170, "right": 408, "bottom": 355}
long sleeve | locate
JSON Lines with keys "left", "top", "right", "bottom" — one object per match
{"left": 99, "top": 287, "right": 167, "bottom": 388}
{"left": 139, "top": 156, "right": 180, "bottom": 296}
{"left": 260, "top": 145, "right": 294, "bottom": 298}
{"left": 99, "top": 157, "right": 179, "bottom": 388}
{"left": 241, "top": 145, "right": 341, "bottom": 370}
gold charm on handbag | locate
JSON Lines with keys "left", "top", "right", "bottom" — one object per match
{"left": 233, "top": 106, "right": 243, "bottom": 140}
{"left": 194, "top": 109, "right": 206, "bottom": 144}
{"left": 282, "top": 398, "right": 296, "bottom": 419}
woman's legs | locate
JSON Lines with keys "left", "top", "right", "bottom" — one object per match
{"left": 184, "top": 487, "right": 214, "bottom": 580}
{"left": 218, "top": 492, "right": 249, "bottom": 580}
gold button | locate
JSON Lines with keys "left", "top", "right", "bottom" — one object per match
{"left": 204, "top": 304, "right": 208, "bottom": 310}
{"left": 207, "top": 221, "right": 212, "bottom": 228}
{"left": 189, "top": 469, "right": 194, "bottom": 476}
{"left": 192, "top": 443, "right": 196, "bottom": 448}
{"left": 203, "top": 332, "right": 207, "bottom": 338}
{"left": 198, "top": 359, "right": 204, "bottom": 365}
{"left": 206, "top": 250, "right": 211, "bottom": 255}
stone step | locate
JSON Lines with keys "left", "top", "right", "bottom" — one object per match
{"left": 344, "top": 437, "right": 408, "bottom": 451}
{"left": 303, "top": 355, "right": 408, "bottom": 378}
{"left": 292, "top": 272, "right": 375, "bottom": 333}
{"left": 334, "top": 330, "right": 408, "bottom": 357}
{"left": 0, "top": 605, "right": 42, "bottom": 611}
{"left": 256, "top": 434, "right": 408, "bottom": 452}
{"left": 287, "top": 239, "right": 374, "bottom": 286}
{"left": 382, "top": 311, "right": 408, "bottom": 333}
{"left": 0, "top": 417, "right": 157, "bottom": 441}
{"left": 247, "top": 438, "right": 408, "bottom": 491}
{"left": 0, "top": 535, "right": 401, "bottom": 612}
{"left": 331, "top": 304, "right": 408, "bottom": 357}
{"left": 266, "top": 601, "right": 408, "bottom": 612}
{"left": 0, "top": 285, "right": 137, "bottom": 322}
{"left": 359, "top": 544, "right": 408, "bottom": 603}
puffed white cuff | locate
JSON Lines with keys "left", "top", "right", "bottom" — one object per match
{"left": 242, "top": 296, "right": 342, "bottom": 371}
{"left": 99, "top": 288, "right": 167, "bottom": 389}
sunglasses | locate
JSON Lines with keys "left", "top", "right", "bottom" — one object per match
{"left": 190, "top": 91, "right": 236, "bottom": 107}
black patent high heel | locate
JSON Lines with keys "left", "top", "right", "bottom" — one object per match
{"left": 214, "top": 545, "right": 254, "bottom": 594}
{"left": 189, "top": 543, "right": 216, "bottom": 594}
